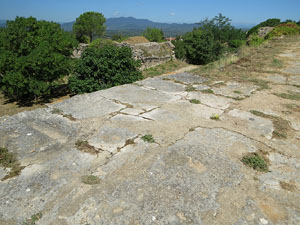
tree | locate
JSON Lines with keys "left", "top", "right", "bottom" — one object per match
{"left": 143, "top": 27, "right": 164, "bottom": 42}
{"left": 0, "top": 17, "right": 77, "bottom": 101}
{"left": 69, "top": 45, "right": 142, "bottom": 95}
{"left": 73, "top": 12, "right": 106, "bottom": 43}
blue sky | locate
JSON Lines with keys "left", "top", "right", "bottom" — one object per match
{"left": 1, "top": 0, "right": 300, "bottom": 25}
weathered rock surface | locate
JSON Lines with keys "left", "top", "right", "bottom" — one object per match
{"left": 1, "top": 39, "right": 300, "bottom": 225}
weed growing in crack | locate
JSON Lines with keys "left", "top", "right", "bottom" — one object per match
{"left": 241, "top": 153, "right": 268, "bottom": 172}
{"left": 274, "top": 91, "right": 300, "bottom": 101}
{"left": 0, "top": 147, "right": 25, "bottom": 181}
{"left": 81, "top": 175, "right": 101, "bottom": 185}
{"left": 185, "top": 84, "right": 195, "bottom": 92}
{"left": 233, "top": 90, "right": 242, "bottom": 94}
{"left": 210, "top": 114, "right": 220, "bottom": 120}
{"left": 141, "top": 134, "right": 155, "bottom": 143}
{"left": 51, "top": 108, "right": 76, "bottom": 121}
{"left": 201, "top": 89, "right": 214, "bottom": 94}
{"left": 75, "top": 140, "right": 100, "bottom": 155}
{"left": 23, "top": 212, "right": 43, "bottom": 225}
{"left": 189, "top": 99, "right": 201, "bottom": 104}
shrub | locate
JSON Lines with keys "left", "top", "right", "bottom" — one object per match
{"left": 143, "top": 27, "right": 164, "bottom": 42}
{"left": 265, "top": 23, "right": 300, "bottom": 40}
{"left": 241, "top": 153, "right": 268, "bottom": 172}
{"left": 0, "top": 17, "right": 77, "bottom": 101}
{"left": 69, "top": 45, "right": 142, "bottom": 95}
{"left": 89, "top": 38, "right": 115, "bottom": 48}
{"left": 180, "top": 28, "right": 223, "bottom": 65}
{"left": 247, "top": 18, "right": 281, "bottom": 37}
{"left": 172, "top": 40, "right": 186, "bottom": 60}
{"left": 248, "top": 35, "right": 265, "bottom": 46}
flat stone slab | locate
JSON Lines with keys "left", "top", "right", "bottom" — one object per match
{"left": 187, "top": 92, "right": 232, "bottom": 110}
{"left": 162, "top": 72, "right": 207, "bottom": 84}
{"left": 50, "top": 91, "right": 125, "bottom": 119}
{"left": 228, "top": 109, "right": 274, "bottom": 139}
{"left": 212, "top": 81, "right": 258, "bottom": 99}
{"left": 88, "top": 125, "right": 137, "bottom": 154}
{"left": 137, "top": 77, "right": 186, "bottom": 92}
{"left": 98, "top": 84, "right": 181, "bottom": 109}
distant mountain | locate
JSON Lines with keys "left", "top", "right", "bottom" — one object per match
{"left": 61, "top": 17, "right": 199, "bottom": 37}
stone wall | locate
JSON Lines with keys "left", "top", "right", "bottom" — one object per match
{"left": 118, "top": 41, "right": 176, "bottom": 70}
{"left": 72, "top": 41, "right": 176, "bottom": 70}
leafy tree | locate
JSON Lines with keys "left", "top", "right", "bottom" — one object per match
{"left": 73, "top": 12, "right": 106, "bottom": 43}
{"left": 69, "top": 45, "right": 142, "bottom": 95}
{"left": 297, "top": 20, "right": 300, "bottom": 26}
{"left": 143, "top": 27, "right": 164, "bottom": 42}
{"left": 0, "top": 17, "right": 77, "bottom": 101}
{"left": 247, "top": 18, "right": 281, "bottom": 37}
{"left": 182, "top": 28, "right": 223, "bottom": 65}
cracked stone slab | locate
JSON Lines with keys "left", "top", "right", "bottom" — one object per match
{"left": 283, "top": 63, "right": 300, "bottom": 75}
{"left": 98, "top": 84, "right": 181, "bottom": 109}
{"left": 137, "top": 77, "right": 186, "bottom": 92}
{"left": 263, "top": 74, "right": 288, "bottom": 84}
{"left": 88, "top": 125, "right": 137, "bottom": 154}
{"left": 187, "top": 92, "right": 232, "bottom": 110}
{"left": 212, "top": 81, "right": 258, "bottom": 99}
{"left": 162, "top": 72, "right": 207, "bottom": 84}
{"left": 141, "top": 108, "right": 179, "bottom": 122}
{"left": 50, "top": 91, "right": 125, "bottom": 119}
{"left": 111, "top": 114, "right": 149, "bottom": 122}
{"left": 120, "top": 108, "right": 145, "bottom": 116}
{"left": 228, "top": 109, "right": 274, "bottom": 139}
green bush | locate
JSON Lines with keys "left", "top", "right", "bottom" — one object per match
{"left": 172, "top": 40, "right": 186, "bottom": 60}
{"left": 0, "top": 17, "right": 77, "bottom": 101}
{"left": 69, "top": 45, "right": 142, "bottom": 95}
{"left": 89, "top": 38, "right": 115, "bottom": 48}
{"left": 265, "top": 23, "right": 300, "bottom": 40}
{"left": 183, "top": 28, "right": 224, "bottom": 65}
{"left": 248, "top": 35, "right": 265, "bottom": 46}
{"left": 143, "top": 27, "right": 164, "bottom": 42}
{"left": 247, "top": 18, "right": 281, "bottom": 37}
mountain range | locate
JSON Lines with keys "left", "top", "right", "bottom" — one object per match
{"left": 0, "top": 17, "right": 254, "bottom": 37}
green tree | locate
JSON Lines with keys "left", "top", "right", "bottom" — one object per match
{"left": 0, "top": 17, "right": 77, "bottom": 101}
{"left": 69, "top": 45, "right": 142, "bottom": 95}
{"left": 73, "top": 12, "right": 106, "bottom": 43}
{"left": 143, "top": 27, "right": 164, "bottom": 42}
{"left": 247, "top": 18, "right": 281, "bottom": 37}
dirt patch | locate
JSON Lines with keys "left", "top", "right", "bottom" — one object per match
{"left": 122, "top": 36, "right": 150, "bottom": 45}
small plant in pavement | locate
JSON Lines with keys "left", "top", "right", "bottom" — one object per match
{"left": 141, "top": 134, "right": 155, "bottom": 143}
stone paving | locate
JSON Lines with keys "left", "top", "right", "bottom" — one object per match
{"left": 0, "top": 39, "right": 300, "bottom": 225}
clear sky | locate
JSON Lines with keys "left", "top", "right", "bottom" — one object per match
{"left": 1, "top": 0, "right": 300, "bottom": 25}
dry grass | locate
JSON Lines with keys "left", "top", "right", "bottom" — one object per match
{"left": 122, "top": 36, "right": 149, "bottom": 45}
{"left": 142, "top": 60, "right": 189, "bottom": 78}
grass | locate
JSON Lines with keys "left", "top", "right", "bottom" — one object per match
{"left": 233, "top": 90, "right": 242, "bottom": 94}
{"left": 201, "top": 89, "right": 214, "bottom": 94}
{"left": 51, "top": 108, "right": 76, "bottom": 121}
{"left": 23, "top": 212, "right": 43, "bottom": 225}
{"left": 284, "top": 103, "right": 300, "bottom": 113}
{"left": 141, "top": 134, "right": 155, "bottom": 143}
{"left": 250, "top": 110, "right": 290, "bottom": 139}
{"left": 75, "top": 140, "right": 100, "bottom": 155}
{"left": 142, "top": 60, "right": 189, "bottom": 78}
{"left": 241, "top": 153, "right": 268, "bottom": 172}
{"left": 185, "top": 84, "right": 196, "bottom": 92}
{"left": 274, "top": 91, "right": 300, "bottom": 101}
{"left": 280, "top": 181, "right": 297, "bottom": 192}
{"left": 0, "top": 147, "right": 25, "bottom": 181}
{"left": 247, "top": 78, "right": 270, "bottom": 90}
{"left": 271, "top": 58, "right": 284, "bottom": 68}
{"left": 210, "top": 114, "right": 220, "bottom": 120}
{"left": 189, "top": 99, "right": 201, "bottom": 104}
{"left": 81, "top": 175, "right": 101, "bottom": 185}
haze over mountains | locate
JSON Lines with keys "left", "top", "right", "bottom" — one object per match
{"left": 0, "top": 17, "right": 254, "bottom": 37}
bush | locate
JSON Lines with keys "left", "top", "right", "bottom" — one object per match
{"left": 143, "top": 27, "right": 164, "bottom": 42}
{"left": 69, "top": 45, "right": 142, "bottom": 95}
{"left": 172, "top": 40, "right": 186, "bottom": 60}
{"left": 247, "top": 18, "right": 281, "bottom": 37}
{"left": 182, "top": 28, "right": 224, "bottom": 65}
{"left": 248, "top": 35, "right": 265, "bottom": 46}
{"left": 265, "top": 23, "right": 300, "bottom": 40}
{"left": 0, "top": 17, "right": 77, "bottom": 101}
{"left": 89, "top": 38, "right": 116, "bottom": 48}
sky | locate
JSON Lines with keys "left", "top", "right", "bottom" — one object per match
{"left": 1, "top": 0, "right": 300, "bottom": 25}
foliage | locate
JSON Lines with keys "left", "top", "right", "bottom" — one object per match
{"left": 182, "top": 28, "right": 224, "bottom": 65}
{"left": 89, "top": 38, "right": 116, "bottom": 48}
{"left": 172, "top": 40, "right": 186, "bottom": 60}
{"left": 0, "top": 17, "right": 77, "bottom": 101}
{"left": 111, "top": 34, "right": 128, "bottom": 42}
{"left": 143, "top": 27, "right": 164, "bottom": 42}
{"left": 69, "top": 45, "right": 142, "bottom": 95}
{"left": 189, "top": 99, "right": 201, "bottom": 104}
{"left": 265, "top": 23, "right": 300, "bottom": 40}
{"left": 81, "top": 175, "right": 101, "bottom": 185}
{"left": 241, "top": 153, "right": 268, "bottom": 172}
{"left": 248, "top": 35, "right": 264, "bottom": 46}
{"left": 73, "top": 12, "right": 106, "bottom": 43}
{"left": 247, "top": 18, "right": 281, "bottom": 37}
{"left": 141, "top": 134, "right": 155, "bottom": 143}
